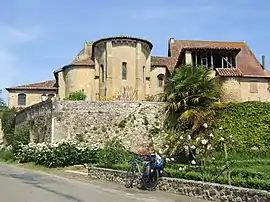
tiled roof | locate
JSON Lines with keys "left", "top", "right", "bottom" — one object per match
{"left": 54, "top": 42, "right": 94, "bottom": 74}
{"left": 6, "top": 80, "right": 57, "bottom": 90}
{"left": 169, "top": 39, "right": 269, "bottom": 77}
{"left": 151, "top": 56, "right": 177, "bottom": 72}
{"left": 70, "top": 41, "right": 94, "bottom": 66}
{"left": 215, "top": 68, "right": 243, "bottom": 77}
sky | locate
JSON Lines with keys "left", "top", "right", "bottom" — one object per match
{"left": 0, "top": 0, "right": 270, "bottom": 101}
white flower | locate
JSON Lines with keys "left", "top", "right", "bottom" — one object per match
{"left": 183, "top": 145, "right": 189, "bottom": 151}
{"left": 201, "top": 139, "right": 208, "bottom": 145}
{"left": 219, "top": 137, "right": 225, "bottom": 141}
{"left": 180, "top": 136, "right": 184, "bottom": 140}
{"left": 212, "top": 157, "right": 215, "bottom": 160}
{"left": 171, "top": 158, "right": 175, "bottom": 161}
{"left": 166, "top": 158, "right": 170, "bottom": 162}
{"left": 165, "top": 145, "right": 169, "bottom": 148}
{"left": 190, "top": 145, "right": 196, "bottom": 150}
{"left": 229, "top": 135, "right": 233, "bottom": 138}
{"left": 219, "top": 126, "right": 223, "bottom": 130}
{"left": 191, "top": 160, "right": 196, "bottom": 165}
{"left": 203, "top": 123, "right": 208, "bottom": 128}
{"left": 209, "top": 133, "right": 214, "bottom": 138}
{"left": 179, "top": 167, "right": 183, "bottom": 171}
{"left": 187, "top": 135, "right": 191, "bottom": 140}
{"left": 206, "top": 144, "right": 212, "bottom": 150}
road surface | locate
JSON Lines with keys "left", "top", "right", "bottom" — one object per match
{"left": 0, "top": 162, "right": 209, "bottom": 202}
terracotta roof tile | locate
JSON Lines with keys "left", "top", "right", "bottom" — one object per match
{"left": 169, "top": 39, "right": 268, "bottom": 77}
{"left": 151, "top": 56, "right": 177, "bottom": 72}
{"left": 6, "top": 80, "right": 57, "bottom": 90}
{"left": 215, "top": 68, "right": 243, "bottom": 77}
{"left": 70, "top": 41, "right": 94, "bottom": 66}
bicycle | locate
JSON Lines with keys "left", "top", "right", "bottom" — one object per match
{"left": 125, "top": 152, "right": 164, "bottom": 191}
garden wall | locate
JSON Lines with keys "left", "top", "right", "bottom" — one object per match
{"left": 15, "top": 101, "right": 53, "bottom": 143}
{"left": 52, "top": 101, "right": 165, "bottom": 150}
{"left": 15, "top": 100, "right": 165, "bottom": 149}
{"left": 87, "top": 166, "right": 270, "bottom": 202}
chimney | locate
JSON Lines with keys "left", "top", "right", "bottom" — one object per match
{"left": 262, "top": 55, "right": 266, "bottom": 70}
{"left": 169, "top": 37, "right": 175, "bottom": 43}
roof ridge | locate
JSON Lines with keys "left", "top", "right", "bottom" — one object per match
{"left": 174, "top": 39, "right": 246, "bottom": 44}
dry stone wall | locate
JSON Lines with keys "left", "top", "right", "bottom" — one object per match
{"left": 88, "top": 166, "right": 270, "bottom": 202}
{"left": 15, "top": 100, "right": 165, "bottom": 149}
{"left": 15, "top": 101, "right": 53, "bottom": 143}
{"left": 52, "top": 101, "right": 165, "bottom": 150}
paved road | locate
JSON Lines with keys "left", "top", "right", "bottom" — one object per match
{"left": 0, "top": 163, "right": 209, "bottom": 202}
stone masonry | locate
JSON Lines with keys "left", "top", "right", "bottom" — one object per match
{"left": 87, "top": 166, "right": 270, "bottom": 202}
{"left": 15, "top": 100, "right": 165, "bottom": 150}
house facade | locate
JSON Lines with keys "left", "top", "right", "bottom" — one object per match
{"left": 6, "top": 36, "right": 270, "bottom": 108}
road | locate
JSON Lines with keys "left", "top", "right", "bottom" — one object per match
{"left": 0, "top": 163, "right": 209, "bottom": 202}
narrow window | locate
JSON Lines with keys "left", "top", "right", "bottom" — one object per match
{"left": 18, "top": 94, "right": 26, "bottom": 106}
{"left": 143, "top": 66, "right": 145, "bottom": 84}
{"left": 100, "top": 64, "right": 105, "bottom": 82}
{"left": 122, "top": 62, "right": 127, "bottom": 80}
{"left": 157, "top": 74, "right": 165, "bottom": 87}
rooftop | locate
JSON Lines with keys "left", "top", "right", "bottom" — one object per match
{"left": 6, "top": 80, "right": 57, "bottom": 91}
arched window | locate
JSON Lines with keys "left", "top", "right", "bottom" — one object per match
{"left": 157, "top": 74, "right": 165, "bottom": 87}
{"left": 100, "top": 64, "right": 105, "bottom": 82}
{"left": 18, "top": 94, "right": 26, "bottom": 106}
{"left": 122, "top": 62, "right": 127, "bottom": 80}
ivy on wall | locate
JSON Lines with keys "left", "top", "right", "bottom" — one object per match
{"left": 213, "top": 101, "right": 270, "bottom": 151}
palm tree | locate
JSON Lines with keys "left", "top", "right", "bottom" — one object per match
{"left": 163, "top": 64, "right": 220, "bottom": 132}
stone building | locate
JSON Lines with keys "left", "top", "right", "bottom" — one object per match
{"left": 6, "top": 36, "right": 270, "bottom": 108}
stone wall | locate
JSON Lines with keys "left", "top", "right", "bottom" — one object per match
{"left": 15, "top": 100, "right": 53, "bottom": 143}
{"left": 15, "top": 100, "right": 165, "bottom": 149}
{"left": 52, "top": 101, "right": 165, "bottom": 150}
{"left": 88, "top": 166, "right": 270, "bottom": 202}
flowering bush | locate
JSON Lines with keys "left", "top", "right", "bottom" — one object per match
{"left": 14, "top": 139, "right": 99, "bottom": 167}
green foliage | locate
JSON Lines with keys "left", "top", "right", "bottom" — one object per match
{"left": 213, "top": 101, "right": 270, "bottom": 150}
{"left": 64, "top": 90, "right": 87, "bottom": 101}
{"left": 5, "top": 124, "right": 30, "bottom": 151}
{"left": 0, "top": 146, "right": 14, "bottom": 161}
{"left": 1, "top": 107, "right": 16, "bottom": 136}
{"left": 163, "top": 65, "right": 220, "bottom": 131}
{"left": 97, "top": 137, "right": 131, "bottom": 166}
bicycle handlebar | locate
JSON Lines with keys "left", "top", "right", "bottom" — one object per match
{"left": 128, "top": 151, "right": 156, "bottom": 158}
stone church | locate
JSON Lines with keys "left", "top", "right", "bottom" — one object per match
{"left": 6, "top": 36, "right": 270, "bottom": 109}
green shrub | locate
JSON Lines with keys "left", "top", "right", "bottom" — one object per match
{"left": 213, "top": 101, "right": 270, "bottom": 150}
{"left": 14, "top": 140, "right": 99, "bottom": 168}
{"left": 1, "top": 107, "right": 16, "bottom": 136}
{"left": 64, "top": 90, "right": 87, "bottom": 101}
{"left": 5, "top": 124, "right": 30, "bottom": 152}
{"left": 97, "top": 137, "right": 131, "bottom": 166}
{"left": 0, "top": 146, "right": 14, "bottom": 161}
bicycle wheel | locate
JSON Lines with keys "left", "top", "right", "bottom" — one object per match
{"left": 125, "top": 164, "right": 136, "bottom": 188}
{"left": 142, "top": 168, "right": 160, "bottom": 191}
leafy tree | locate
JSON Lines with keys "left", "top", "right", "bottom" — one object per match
{"left": 163, "top": 64, "right": 220, "bottom": 132}
{"left": 64, "top": 90, "right": 87, "bottom": 101}
{"left": 0, "top": 89, "right": 6, "bottom": 110}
